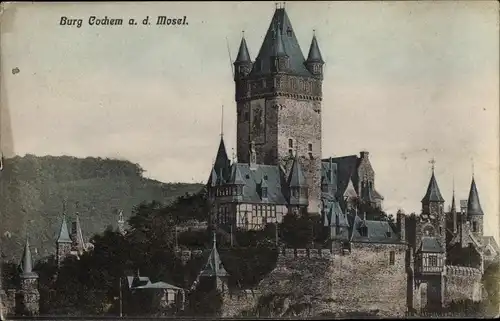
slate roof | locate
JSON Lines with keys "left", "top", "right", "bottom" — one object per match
{"left": 127, "top": 276, "right": 150, "bottom": 289}
{"left": 200, "top": 233, "right": 228, "bottom": 278}
{"left": 127, "top": 276, "right": 182, "bottom": 290}
{"left": 20, "top": 239, "right": 38, "bottom": 279}
{"left": 420, "top": 237, "right": 443, "bottom": 253}
{"left": 467, "top": 178, "right": 484, "bottom": 216}
{"left": 322, "top": 155, "right": 359, "bottom": 199}
{"left": 73, "top": 215, "right": 86, "bottom": 252}
{"left": 219, "top": 162, "right": 288, "bottom": 205}
{"left": 235, "top": 37, "right": 251, "bottom": 62}
{"left": 57, "top": 215, "right": 72, "bottom": 243}
{"left": 350, "top": 215, "right": 401, "bottom": 244}
{"left": 306, "top": 35, "right": 324, "bottom": 63}
{"left": 208, "top": 137, "right": 231, "bottom": 186}
{"left": 482, "top": 236, "right": 500, "bottom": 253}
{"left": 421, "top": 171, "right": 445, "bottom": 203}
{"left": 288, "top": 155, "right": 307, "bottom": 187}
{"left": 323, "top": 201, "right": 348, "bottom": 228}
{"left": 321, "top": 160, "right": 337, "bottom": 187}
{"left": 249, "top": 8, "right": 312, "bottom": 77}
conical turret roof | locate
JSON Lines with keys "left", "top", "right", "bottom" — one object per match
{"left": 421, "top": 171, "right": 445, "bottom": 203}
{"left": 288, "top": 154, "right": 307, "bottom": 187}
{"left": 235, "top": 37, "right": 251, "bottom": 62}
{"left": 250, "top": 8, "right": 311, "bottom": 77}
{"left": 57, "top": 215, "right": 72, "bottom": 243}
{"left": 200, "top": 233, "right": 228, "bottom": 278}
{"left": 20, "top": 238, "right": 38, "bottom": 279}
{"left": 306, "top": 34, "right": 324, "bottom": 63}
{"left": 467, "top": 177, "right": 484, "bottom": 216}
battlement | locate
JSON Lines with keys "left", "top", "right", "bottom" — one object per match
{"left": 446, "top": 265, "right": 482, "bottom": 277}
{"left": 277, "top": 248, "right": 333, "bottom": 260}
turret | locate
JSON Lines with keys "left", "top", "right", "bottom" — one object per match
{"left": 71, "top": 214, "right": 86, "bottom": 255}
{"left": 18, "top": 238, "right": 40, "bottom": 316}
{"left": 56, "top": 214, "right": 72, "bottom": 267}
{"left": 233, "top": 34, "right": 252, "bottom": 81}
{"left": 199, "top": 232, "right": 229, "bottom": 293}
{"left": 305, "top": 31, "right": 324, "bottom": 79}
{"left": 467, "top": 176, "right": 484, "bottom": 239}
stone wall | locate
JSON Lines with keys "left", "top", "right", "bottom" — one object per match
{"left": 254, "top": 243, "right": 407, "bottom": 317}
{"left": 221, "top": 290, "right": 260, "bottom": 317}
{"left": 444, "top": 265, "right": 483, "bottom": 305}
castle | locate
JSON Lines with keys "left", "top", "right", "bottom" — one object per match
{"left": 1, "top": 5, "right": 498, "bottom": 318}
{"left": 206, "top": 6, "right": 499, "bottom": 316}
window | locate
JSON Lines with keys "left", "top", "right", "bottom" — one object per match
{"left": 308, "top": 143, "right": 312, "bottom": 152}
{"left": 288, "top": 139, "right": 294, "bottom": 148}
{"left": 472, "top": 221, "right": 478, "bottom": 232}
{"left": 429, "top": 255, "right": 438, "bottom": 267}
{"left": 389, "top": 251, "right": 395, "bottom": 265}
{"left": 360, "top": 226, "right": 368, "bottom": 237}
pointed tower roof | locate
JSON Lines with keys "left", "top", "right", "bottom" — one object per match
{"left": 250, "top": 8, "right": 311, "bottom": 77}
{"left": 57, "top": 215, "right": 72, "bottom": 243}
{"left": 450, "top": 190, "right": 457, "bottom": 214}
{"left": 208, "top": 168, "right": 218, "bottom": 187}
{"left": 214, "top": 137, "right": 230, "bottom": 171}
{"left": 20, "top": 238, "right": 38, "bottom": 279}
{"left": 288, "top": 154, "right": 307, "bottom": 187}
{"left": 200, "top": 233, "right": 228, "bottom": 278}
{"left": 73, "top": 214, "right": 86, "bottom": 252}
{"left": 421, "top": 171, "right": 445, "bottom": 203}
{"left": 467, "top": 177, "right": 484, "bottom": 216}
{"left": 306, "top": 33, "right": 324, "bottom": 63}
{"left": 235, "top": 36, "right": 251, "bottom": 62}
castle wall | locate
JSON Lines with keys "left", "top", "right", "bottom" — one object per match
{"left": 221, "top": 290, "right": 260, "bottom": 317}
{"left": 444, "top": 265, "right": 483, "bottom": 306}
{"left": 256, "top": 244, "right": 407, "bottom": 317}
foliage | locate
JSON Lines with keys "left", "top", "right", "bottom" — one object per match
{"left": 280, "top": 212, "right": 316, "bottom": 248}
{"left": 0, "top": 155, "right": 203, "bottom": 261}
{"left": 482, "top": 261, "right": 500, "bottom": 316}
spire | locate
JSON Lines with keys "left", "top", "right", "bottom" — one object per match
{"left": 213, "top": 136, "right": 230, "bottom": 177}
{"left": 235, "top": 34, "right": 251, "bottom": 62}
{"left": 306, "top": 31, "right": 324, "bottom": 63}
{"left": 421, "top": 159, "right": 444, "bottom": 203}
{"left": 288, "top": 152, "right": 307, "bottom": 187}
{"left": 220, "top": 105, "right": 224, "bottom": 138}
{"left": 20, "top": 238, "right": 37, "bottom": 279}
{"left": 200, "top": 232, "right": 228, "bottom": 278}
{"left": 57, "top": 215, "right": 72, "bottom": 243}
{"left": 73, "top": 213, "right": 86, "bottom": 252}
{"left": 208, "top": 167, "right": 218, "bottom": 187}
{"left": 467, "top": 177, "right": 484, "bottom": 216}
{"left": 250, "top": 7, "right": 311, "bottom": 77}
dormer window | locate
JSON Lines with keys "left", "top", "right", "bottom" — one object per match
{"left": 429, "top": 255, "right": 438, "bottom": 267}
{"left": 262, "top": 187, "right": 268, "bottom": 199}
{"left": 264, "top": 175, "right": 268, "bottom": 180}
{"left": 385, "top": 231, "right": 392, "bottom": 238}
{"left": 286, "top": 27, "right": 293, "bottom": 37}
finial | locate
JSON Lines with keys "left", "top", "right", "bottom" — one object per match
{"left": 429, "top": 158, "right": 436, "bottom": 173}
{"left": 276, "top": 2, "right": 279, "bottom": 9}
{"left": 471, "top": 157, "right": 475, "bottom": 178}
{"left": 242, "top": 30, "right": 245, "bottom": 38}
{"left": 220, "top": 105, "right": 224, "bottom": 138}
{"left": 313, "top": 29, "right": 316, "bottom": 36}
{"left": 452, "top": 175, "right": 455, "bottom": 194}
{"left": 62, "top": 200, "right": 66, "bottom": 215}
{"left": 231, "top": 148, "right": 236, "bottom": 163}
{"left": 213, "top": 231, "right": 217, "bottom": 247}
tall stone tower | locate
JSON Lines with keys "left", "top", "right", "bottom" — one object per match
{"left": 466, "top": 176, "right": 484, "bottom": 240}
{"left": 420, "top": 165, "right": 446, "bottom": 249}
{"left": 18, "top": 239, "right": 40, "bottom": 316}
{"left": 233, "top": 7, "right": 324, "bottom": 213}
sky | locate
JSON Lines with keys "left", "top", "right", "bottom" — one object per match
{"left": 1, "top": 1, "right": 499, "bottom": 240}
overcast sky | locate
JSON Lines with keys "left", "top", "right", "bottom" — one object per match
{"left": 1, "top": 1, "right": 499, "bottom": 240}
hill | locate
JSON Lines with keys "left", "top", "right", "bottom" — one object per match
{"left": 0, "top": 154, "right": 204, "bottom": 261}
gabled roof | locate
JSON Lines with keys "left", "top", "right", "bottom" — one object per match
{"left": 200, "top": 233, "right": 228, "bottom": 278}
{"left": 235, "top": 37, "right": 251, "bottom": 62}
{"left": 72, "top": 215, "right": 86, "bottom": 252}
{"left": 57, "top": 215, "right": 72, "bottom": 243}
{"left": 229, "top": 163, "right": 245, "bottom": 185}
{"left": 421, "top": 171, "right": 445, "bottom": 203}
{"left": 420, "top": 237, "right": 443, "bottom": 253}
{"left": 249, "top": 8, "right": 312, "bottom": 77}
{"left": 306, "top": 34, "right": 324, "bottom": 63}
{"left": 482, "top": 236, "right": 500, "bottom": 253}
{"left": 350, "top": 216, "right": 401, "bottom": 244}
{"left": 20, "top": 239, "right": 38, "bottom": 279}
{"left": 467, "top": 177, "right": 484, "bottom": 216}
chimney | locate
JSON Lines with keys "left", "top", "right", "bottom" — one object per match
{"left": 397, "top": 210, "right": 406, "bottom": 242}
{"left": 360, "top": 151, "right": 369, "bottom": 159}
